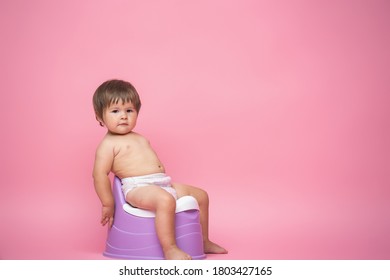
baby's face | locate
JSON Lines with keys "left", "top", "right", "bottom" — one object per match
{"left": 101, "top": 101, "right": 138, "bottom": 135}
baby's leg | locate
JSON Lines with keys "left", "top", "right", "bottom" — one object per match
{"left": 126, "top": 186, "right": 191, "bottom": 260}
{"left": 172, "top": 183, "right": 228, "bottom": 254}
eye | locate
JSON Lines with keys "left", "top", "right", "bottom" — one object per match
{"left": 111, "top": 109, "right": 119, "bottom": 113}
{"left": 127, "top": 109, "right": 134, "bottom": 113}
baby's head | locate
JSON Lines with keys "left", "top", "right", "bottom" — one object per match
{"left": 93, "top": 79, "right": 142, "bottom": 126}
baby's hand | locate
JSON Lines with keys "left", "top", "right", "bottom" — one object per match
{"left": 101, "top": 205, "right": 114, "bottom": 227}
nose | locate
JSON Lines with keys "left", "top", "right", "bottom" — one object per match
{"left": 120, "top": 111, "right": 128, "bottom": 119}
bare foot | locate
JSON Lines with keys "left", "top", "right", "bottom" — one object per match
{"left": 164, "top": 245, "right": 192, "bottom": 260}
{"left": 204, "top": 240, "right": 228, "bottom": 254}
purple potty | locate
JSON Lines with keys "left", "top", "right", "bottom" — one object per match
{"left": 103, "top": 176, "right": 206, "bottom": 259}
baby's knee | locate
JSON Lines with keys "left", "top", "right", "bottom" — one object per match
{"left": 197, "top": 188, "right": 209, "bottom": 204}
{"left": 157, "top": 192, "right": 176, "bottom": 210}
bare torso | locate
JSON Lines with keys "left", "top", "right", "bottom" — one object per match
{"left": 104, "top": 132, "right": 165, "bottom": 178}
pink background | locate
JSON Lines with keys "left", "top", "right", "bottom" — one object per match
{"left": 1, "top": 0, "right": 389, "bottom": 259}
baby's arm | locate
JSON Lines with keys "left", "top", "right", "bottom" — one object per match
{"left": 93, "top": 139, "right": 115, "bottom": 227}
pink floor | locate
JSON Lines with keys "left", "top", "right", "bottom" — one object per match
{"left": 1, "top": 176, "right": 389, "bottom": 260}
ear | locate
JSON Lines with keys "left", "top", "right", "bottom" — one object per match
{"left": 95, "top": 116, "right": 105, "bottom": 127}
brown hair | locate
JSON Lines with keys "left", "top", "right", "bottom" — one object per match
{"left": 93, "top": 79, "right": 142, "bottom": 125}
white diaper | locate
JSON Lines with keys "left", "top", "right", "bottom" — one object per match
{"left": 121, "top": 173, "right": 177, "bottom": 199}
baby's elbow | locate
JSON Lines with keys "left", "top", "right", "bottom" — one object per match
{"left": 93, "top": 172, "right": 103, "bottom": 182}
{"left": 93, "top": 171, "right": 111, "bottom": 185}
{"left": 92, "top": 170, "right": 99, "bottom": 181}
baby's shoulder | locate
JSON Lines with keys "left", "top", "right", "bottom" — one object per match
{"left": 129, "top": 131, "right": 148, "bottom": 141}
{"left": 96, "top": 133, "right": 120, "bottom": 151}
{"left": 130, "top": 132, "right": 151, "bottom": 145}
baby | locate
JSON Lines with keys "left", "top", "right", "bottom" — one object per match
{"left": 92, "top": 79, "right": 227, "bottom": 260}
